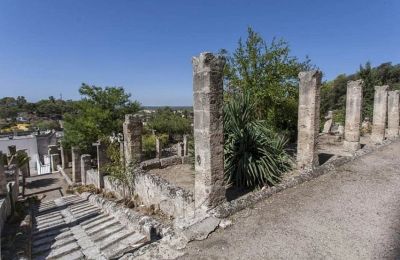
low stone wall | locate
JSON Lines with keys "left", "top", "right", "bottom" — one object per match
{"left": 134, "top": 171, "right": 194, "bottom": 218}
{"left": 0, "top": 182, "right": 17, "bottom": 241}
{"left": 86, "top": 169, "right": 99, "bottom": 187}
{"left": 140, "top": 155, "right": 185, "bottom": 171}
{"left": 103, "top": 176, "right": 131, "bottom": 199}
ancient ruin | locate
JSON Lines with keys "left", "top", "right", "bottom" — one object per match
{"left": 371, "top": 85, "right": 389, "bottom": 143}
{"left": 343, "top": 80, "right": 363, "bottom": 151}
{"left": 387, "top": 90, "right": 400, "bottom": 139}
{"left": 297, "top": 70, "right": 322, "bottom": 171}
{"left": 192, "top": 52, "right": 226, "bottom": 210}
{"left": 123, "top": 114, "right": 143, "bottom": 166}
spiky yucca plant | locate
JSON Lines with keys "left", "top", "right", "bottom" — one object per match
{"left": 224, "top": 92, "right": 292, "bottom": 189}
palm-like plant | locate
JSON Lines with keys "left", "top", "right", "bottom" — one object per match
{"left": 224, "top": 92, "right": 292, "bottom": 189}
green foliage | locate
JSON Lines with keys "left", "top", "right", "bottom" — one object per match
{"left": 221, "top": 27, "right": 313, "bottom": 139}
{"left": 32, "top": 119, "right": 60, "bottom": 130}
{"left": 14, "top": 150, "right": 29, "bottom": 168}
{"left": 147, "top": 107, "right": 191, "bottom": 136}
{"left": 224, "top": 92, "right": 292, "bottom": 189}
{"left": 63, "top": 84, "right": 141, "bottom": 150}
{"left": 142, "top": 134, "right": 168, "bottom": 159}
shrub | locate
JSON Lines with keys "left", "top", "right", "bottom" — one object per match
{"left": 224, "top": 92, "right": 292, "bottom": 189}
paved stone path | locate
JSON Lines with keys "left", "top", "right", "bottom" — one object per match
{"left": 32, "top": 195, "right": 148, "bottom": 259}
{"left": 182, "top": 141, "right": 400, "bottom": 259}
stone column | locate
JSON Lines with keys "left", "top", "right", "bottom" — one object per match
{"left": 93, "top": 142, "right": 106, "bottom": 189}
{"left": 0, "top": 152, "right": 7, "bottom": 196}
{"left": 60, "top": 144, "right": 66, "bottom": 169}
{"left": 80, "top": 154, "right": 91, "bottom": 185}
{"left": 123, "top": 114, "right": 143, "bottom": 167}
{"left": 155, "top": 137, "right": 161, "bottom": 159}
{"left": 297, "top": 70, "right": 322, "bottom": 171}
{"left": 387, "top": 90, "right": 399, "bottom": 139}
{"left": 50, "top": 154, "right": 60, "bottom": 172}
{"left": 183, "top": 135, "right": 189, "bottom": 156}
{"left": 71, "top": 147, "right": 81, "bottom": 183}
{"left": 343, "top": 80, "right": 363, "bottom": 151}
{"left": 177, "top": 142, "right": 183, "bottom": 157}
{"left": 192, "top": 52, "right": 226, "bottom": 210}
{"left": 371, "top": 85, "right": 389, "bottom": 143}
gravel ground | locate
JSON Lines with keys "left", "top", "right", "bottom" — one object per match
{"left": 181, "top": 141, "right": 400, "bottom": 260}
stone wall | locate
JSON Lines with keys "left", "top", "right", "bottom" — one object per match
{"left": 133, "top": 171, "right": 194, "bottom": 218}
{"left": 85, "top": 169, "right": 100, "bottom": 188}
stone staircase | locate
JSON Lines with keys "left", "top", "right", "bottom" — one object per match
{"left": 31, "top": 195, "right": 148, "bottom": 260}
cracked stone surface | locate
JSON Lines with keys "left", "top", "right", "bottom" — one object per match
{"left": 31, "top": 195, "right": 148, "bottom": 259}
{"left": 181, "top": 141, "right": 400, "bottom": 259}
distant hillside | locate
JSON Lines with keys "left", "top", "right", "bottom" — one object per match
{"left": 321, "top": 62, "right": 400, "bottom": 124}
{"left": 142, "top": 106, "right": 192, "bottom": 111}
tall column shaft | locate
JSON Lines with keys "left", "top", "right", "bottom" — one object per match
{"left": 93, "top": 142, "right": 106, "bottom": 189}
{"left": 371, "top": 85, "right": 389, "bottom": 143}
{"left": 344, "top": 80, "right": 363, "bottom": 151}
{"left": 193, "top": 52, "right": 226, "bottom": 210}
{"left": 123, "top": 114, "right": 143, "bottom": 167}
{"left": 71, "top": 147, "right": 81, "bottom": 183}
{"left": 387, "top": 90, "right": 399, "bottom": 139}
{"left": 80, "top": 154, "right": 91, "bottom": 185}
{"left": 297, "top": 70, "right": 322, "bottom": 171}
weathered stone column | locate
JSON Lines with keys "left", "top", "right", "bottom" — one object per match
{"left": 93, "top": 141, "right": 106, "bottom": 189}
{"left": 155, "top": 137, "right": 161, "bottom": 159}
{"left": 50, "top": 154, "right": 60, "bottom": 172}
{"left": 71, "top": 147, "right": 81, "bottom": 183}
{"left": 371, "top": 85, "right": 389, "bottom": 143}
{"left": 123, "top": 114, "right": 143, "bottom": 167}
{"left": 60, "top": 144, "right": 66, "bottom": 169}
{"left": 297, "top": 70, "right": 322, "bottom": 171}
{"left": 343, "top": 80, "right": 363, "bottom": 151}
{"left": 183, "top": 135, "right": 189, "bottom": 156}
{"left": 0, "top": 152, "right": 7, "bottom": 196}
{"left": 387, "top": 90, "right": 399, "bottom": 139}
{"left": 177, "top": 142, "right": 183, "bottom": 157}
{"left": 192, "top": 52, "right": 226, "bottom": 210}
{"left": 80, "top": 154, "right": 91, "bottom": 185}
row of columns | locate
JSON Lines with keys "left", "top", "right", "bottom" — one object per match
{"left": 297, "top": 78, "right": 400, "bottom": 171}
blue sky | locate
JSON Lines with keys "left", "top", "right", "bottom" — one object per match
{"left": 0, "top": 0, "right": 399, "bottom": 106}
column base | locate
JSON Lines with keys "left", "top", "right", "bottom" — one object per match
{"left": 386, "top": 129, "right": 399, "bottom": 139}
{"left": 343, "top": 140, "right": 360, "bottom": 152}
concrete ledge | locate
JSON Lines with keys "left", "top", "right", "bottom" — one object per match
{"left": 212, "top": 138, "right": 398, "bottom": 218}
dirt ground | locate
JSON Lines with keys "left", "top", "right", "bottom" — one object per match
{"left": 181, "top": 141, "right": 400, "bottom": 259}
{"left": 24, "top": 172, "right": 69, "bottom": 201}
{"left": 148, "top": 164, "right": 195, "bottom": 193}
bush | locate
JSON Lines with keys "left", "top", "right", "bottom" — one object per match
{"left": 142, "top": 134, "right": 168, "bottom": 159}
{"left": 224, "top": 92, "right": 292, "bottom": 189}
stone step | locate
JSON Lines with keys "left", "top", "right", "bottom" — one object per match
{"left": 35, "top": 213, "right": 63, "bottom": 222}
{"left": 86, "top": 219, "right": 120, "bottom": 236}
{"left": 98, "top": 229, "right": 135, "bottom": 250}
{"left": 69, "top": 203, "right": 96, "bottom": 213}
{"left": 91, "top": 224, "right": 125, "bottom": 242}
{"left": 71, "top": 205, "right": 99, "bottom": 215}
{"left": 44, "top": 242, "right": 81, "bottom": 260}
{"left": 33, "top": 232, "right": 74, "bottom": 248}
{"left": 35, "top": 219, "right": 65, "bottom": 230}
{"left": 102, "top": 232, "right": 147, "bottom": 259}
{"left": 80, "top": 214, "right": 111, "bottom": 228}
{"left": 33, "top": 228, "right": 71, "bottom": 241}
{"left": 32, "top": 235, "right": 76, "bottom": 255}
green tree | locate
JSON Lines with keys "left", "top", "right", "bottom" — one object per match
{"left": 63, "top": 84, "right": 141, "bottom": 150}
{"left": 147, "top": 107, "right": 191, "bottom": 137}
{"left": 221, "top": 27, "right": 313, "bottom": 139}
